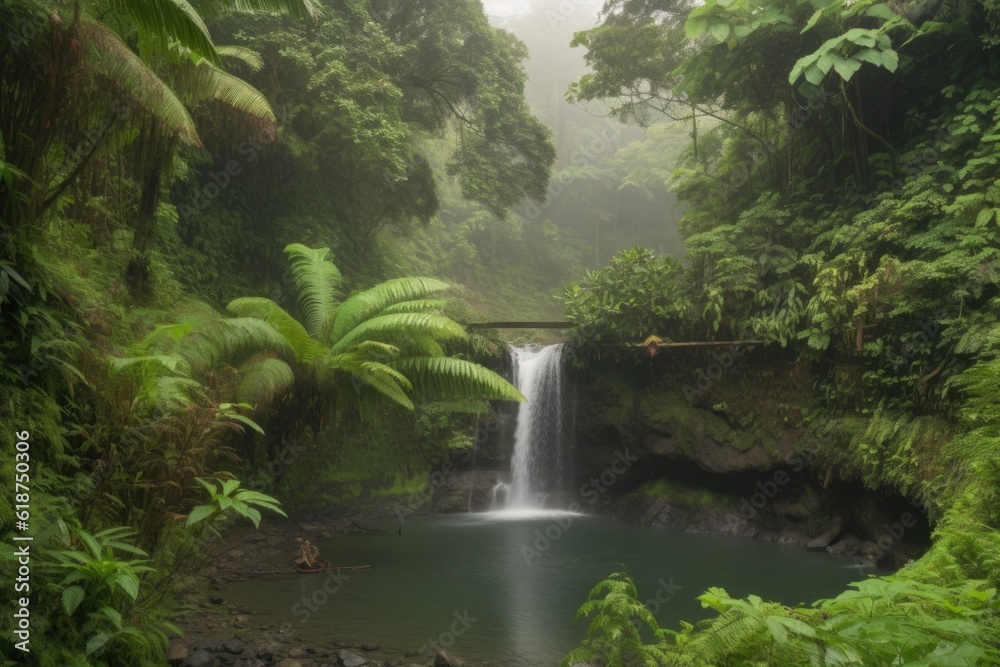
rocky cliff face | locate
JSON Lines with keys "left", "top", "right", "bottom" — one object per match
{"left": 563, "top": 360, "right": 931, "bottom": 570}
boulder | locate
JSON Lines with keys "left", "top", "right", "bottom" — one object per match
{"left": 275, "top": 660, "right": 301, "bottom": 667}
{"left": 806, "top": 518, "right": 843, "bottom": 551}
{"left": 826, "top": 534, "right": 863, "bottom": 557}
{"left": 360, "top": 642, "right": 380, "bottom": 651}
{"left": 336, "top": 649, "right": 368, "bottom": 667}
{"left": 434, "top": 651, "right": 466, "bottom": 667}
{"left": 181, "top": 648, "right": 215, "bottom": 667}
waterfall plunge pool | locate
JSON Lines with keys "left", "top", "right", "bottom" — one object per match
{"left": 222, "top": 513, "right": 860, "bottom": 666}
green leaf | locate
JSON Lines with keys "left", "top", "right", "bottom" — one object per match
{"left": 62, "top": 586, "right": 86, "bottom": 616}
{"left": 832, "top": 57, "right": 862, "bottom": 81}
{"left": 710, "top": 22, "right": 731, "bottom": 42}
{"left": 86, "top": 632, "right": 111, "bottom": 656}
{"left": 186, "top": 504, "right": 216, "bottom": 526}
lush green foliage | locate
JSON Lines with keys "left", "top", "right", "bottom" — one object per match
{"left": 562, "top": 247, "right": 690, "bottom": 363}
{"left": 565, "top": 571, "right": 1000, "bottom": 666}
{"left": 562, "top": 0, "right": 1000, "bottom": 663}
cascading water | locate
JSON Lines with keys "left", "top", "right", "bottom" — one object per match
{"left": 493, "top": 344, "right": 564, "bottom": 510}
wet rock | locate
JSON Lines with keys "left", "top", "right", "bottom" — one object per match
{"left": 336, "top": 649, "right": 368, "bottom": 666}
{"left": 256, "top": 647, "right": 275, "bottom": 661}
{"left": 433, "top": 651, "right": 465, "bottom": 667}
{"left": 275, "top": 660, "right": 302, "bottom": 667}
{"left": 168, "top": 643, "right": 189, "bottom": 666}
{"left": 288, "top": 647, "right": 305, "bottom": 658}
{"left": 181, "top": 648, "right": 215, "bottom": 667}
{"left": 826, "top": 534, "right": 863, "bottom": 557}
{"left": 219, "top": 639, "right": 244, "bottom": 655}
{"left": 360, "top": 643, "right": 380, "bottom": 651}
{"left": 806, "top": 519, "right": 843, "bottom": 551}
{"left": 210, "top": 596, "right": 224, "bottom": 605}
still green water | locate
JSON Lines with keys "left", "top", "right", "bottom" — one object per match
{"left": 224, "top": 512, "right": 860, "bottom": 666}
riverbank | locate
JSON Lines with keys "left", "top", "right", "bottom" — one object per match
{"left": 172, "top": 513, "right": 494, "bottom": 667}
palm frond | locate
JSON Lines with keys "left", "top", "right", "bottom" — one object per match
{"left": 390, "top": 357, "right": 525, "bottom": 403}
{"left": 79, "top": 19, "right": 201, "bottom": 146}
{"left": 174, "top": 58, "right": 276, "bottom": 132}
{"left": 329, "top": 277, "right": 451, "bottom": 345}
{"left": 226, "top": 297, "right": 324, "bottom": 362}
{"left": 284, "top": 243, "right": 343, "bottom": 342}
{"left": 330, "top": 313, "right": 466, "bottom": 354}
{"left": 91, "top": 0, "right": 221, "bottom": 65}
{"left": 192, "top": 0, "right": 319, "bottom": 21}
{"left": 216, "top": 45, "right": 263, "bottom": 71}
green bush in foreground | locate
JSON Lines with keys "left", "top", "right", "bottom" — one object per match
{"left": 565, "top": 569, "right": 1000, "bottom": 667}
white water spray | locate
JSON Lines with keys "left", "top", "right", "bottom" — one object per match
{"left": 493, "top": 344, "right": 564, "bottom": 510}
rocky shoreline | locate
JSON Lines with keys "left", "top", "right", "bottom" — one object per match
{"left": 172, "top": 512, "right": 498, "bottom": 667}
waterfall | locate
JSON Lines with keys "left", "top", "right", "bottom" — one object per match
{"left": 497, "top": 344, "right": 564, "bottom": 510}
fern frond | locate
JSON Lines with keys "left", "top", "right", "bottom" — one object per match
{"left": 328, "top": 354, "right": 414, "bottom": 410}
{"left": 378, "top": 299, "right": 449, "bottom": 315}
{"left": 226, "top": 297, "right": 325, "bottom": 362}
{"left": 330, "top": 313, "right": 466, "bottom": 353}
{"left": 237, "top": 357, "right": 294, "bottom": 408}
{"left": 390, "top": 357, "right": 525, "bottom": 403}
{"left": 284, "top": 244, "right": 343, "bottom": 341}
{"left": 328, "top": 277, "right": 450, "bottom": 345}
